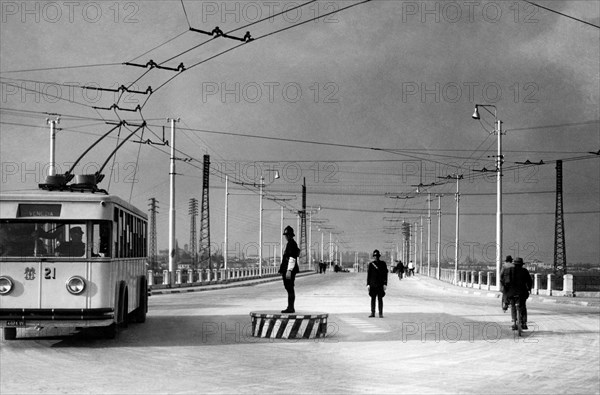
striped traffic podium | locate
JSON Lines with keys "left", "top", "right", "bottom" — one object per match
{"left": 250, "top": 311, "right": 329, "bottom": 339}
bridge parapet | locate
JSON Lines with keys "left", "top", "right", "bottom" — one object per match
{"left": 420, "top": 268, "right": 599, "bottom": 298}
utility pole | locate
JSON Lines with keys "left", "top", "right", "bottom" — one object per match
{"left": 259, "top": 175, "right": 264, "bottom": 277}
{"left": 436, "top": 194, "right": 443, "bottom": 279}
{"left": 419, "top": 216, "right": 423, "bottom": 274}
{"left": 224, "top": 175, "right": 228, "bottom": 272}
{"left": 439, "top": 175, "right": 463, "bottom": 285}
{"left": 167, "top": 117, "right": 179, "bottom": 284}
{"left": 427, "top": 193, "right": 432, "bottom": 276}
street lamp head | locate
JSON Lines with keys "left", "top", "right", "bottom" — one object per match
{"left": 472, "top": 106, "right": 481, "bottom": 120}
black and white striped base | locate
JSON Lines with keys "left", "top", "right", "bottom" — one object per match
{"left": 250, "top": 311, "right": 329, "bottom": 339}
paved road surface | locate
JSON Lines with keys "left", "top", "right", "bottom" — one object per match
{"left": 1, "top": 273, "right": 599, "bottom": 394}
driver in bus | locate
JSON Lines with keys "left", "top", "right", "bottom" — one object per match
{"left": 55, "top": 226, "right": 86, "bottom": 257}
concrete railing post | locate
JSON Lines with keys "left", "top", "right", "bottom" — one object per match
{"left": 563, "top": 274, "right": 574, "bottom": 297}
{"left": 533, "top": 273, "right": 540, "bottom": 295}
{"left": 187, "top": 270, "right": 194, "bottom": 284}
{"left": 176, "top": 269, "right": 182, "bottom": 284}
{"left": 147, "top": 270, "right": 154, "bottom": 286}
{"left": 486, "top": 272, "right": 491, "bottom": 291}
{"left": 162, "top": 270, "right": 169, "bottom": 285}
{"left": 547, "top": 273, "right": 554, "bottom": 296}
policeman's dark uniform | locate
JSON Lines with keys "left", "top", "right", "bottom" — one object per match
{"left": 279, "top": 226, "right": 300, "bottom": 313}
{"left": 367, "top": 249, "right": 388, "bottom": 318}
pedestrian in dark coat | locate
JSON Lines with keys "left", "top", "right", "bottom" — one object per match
{"left": 367, "top": 249, "right": 388, "bottom": 318}
{"left": 279, "top": 225, "right": 300, "bottom": 313}
{"left": 503, "top": 257, "right": 533, "bottom": 329}
{"left": 392, "top": 260, "right": 404, "bottom": 280}
{"left": 500, "top": 255, "right": 514, "bottom": 311}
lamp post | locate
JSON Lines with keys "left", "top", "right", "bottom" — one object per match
{"left": 472, "top": 104, "right": 503, "bottom": 290}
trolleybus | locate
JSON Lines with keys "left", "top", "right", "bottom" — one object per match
{"left": 0, "top": 189, "right": 148, "bottom": 340}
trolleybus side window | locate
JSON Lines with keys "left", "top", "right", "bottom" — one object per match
{"left": 91, "top": 221, "right": 111, "bottom": 257}
{"left": 112, "top": 208, "right": 146, "bottom": 258}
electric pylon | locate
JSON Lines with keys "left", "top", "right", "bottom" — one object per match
{"left": 199, "top": 155, "right": 211, "bottom": 269}
{"left": 148, "top": 198, "right": 159, "bottom": 270}
{"left": 554, "top": 160, "right": 567, "bottom": 275}
{"left": 188, "top": 198, "right": 198, "bottom": 269}
{"left": 299, "top": 178, "right": 307, "bottom": 265}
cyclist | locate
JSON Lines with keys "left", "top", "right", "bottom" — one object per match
{"left": 501, "top": 257, "right": 533, "bottom": 330}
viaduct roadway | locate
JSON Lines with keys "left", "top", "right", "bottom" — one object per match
{"left": 1, "top": 272, "right": 599, "bottom": 394}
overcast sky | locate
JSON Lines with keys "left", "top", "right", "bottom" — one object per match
{"left": 1, "top": 0, "right": 598, "bottom": 265}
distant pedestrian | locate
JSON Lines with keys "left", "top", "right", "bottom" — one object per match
{"left": 367, "top": 249, "right": 388, "bottom": 318}
{"left": 279, "top": 226, "right": 300, "bottom": 313}
{"left": 502, "top": 257, "right": 533, "bottom": 330}
{"left": 392, "top": 260, "right": 404, "bottom": 280}
{"left": 408, "top": 260, "right": 415, "bottom": 277}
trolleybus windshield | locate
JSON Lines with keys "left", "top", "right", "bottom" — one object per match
{"left": 0, "top": 220, "right": 111, "bottom": 258}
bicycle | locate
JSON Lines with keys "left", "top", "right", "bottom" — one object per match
{"left": 508, "top": 295, "right": 523, "bottom": 336}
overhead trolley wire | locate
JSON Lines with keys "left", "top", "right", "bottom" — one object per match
{"left": 0, "top": 62, "right": 123, "bottom": 75}
{"left": 523, "top": 0, "right": 600, "bottom": 29}
{"left": 149, "top": 0, "right": 372, "bottom": 96}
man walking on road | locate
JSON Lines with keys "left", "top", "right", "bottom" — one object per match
{"left": 279, "top": 225, "right": 300, "bottom": 313}
{"left": 502, "top": 257, "right": 533, "bottom": 330}
{"left": 367, "top": 249, "right": 388, "bottom": 318}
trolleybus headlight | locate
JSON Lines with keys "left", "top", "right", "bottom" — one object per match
{"left": 0, "top": 276, "right": 14, "bottom": 295}
{"left": 66, "top": 276, "right": 86, "bottom": 295}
